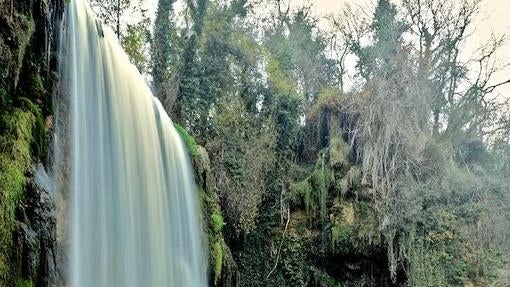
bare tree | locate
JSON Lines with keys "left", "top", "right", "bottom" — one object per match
{"left": 403, "top": 0, "right": 510, "bottom": 139}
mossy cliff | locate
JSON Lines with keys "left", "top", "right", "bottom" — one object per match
{"left": 180, "top": 134, "right": 239, "bottom": 287}
{"left": 0, "top": 0, "right": 63, "bottom": 286}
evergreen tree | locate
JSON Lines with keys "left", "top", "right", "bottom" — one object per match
{"left": 151, "top": 0, "right": 177, "bottom": 103}
{"left": 175, "top": 0, "right": 209, "bottom": 124}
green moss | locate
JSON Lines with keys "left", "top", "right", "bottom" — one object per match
{"left": 212, "top": 212, "right": 225, "bottom": 233}
{"left": 30, "top": 73, "right": 45, "bottom": 96}
{"left": 15, "top": 277, "right": 35, "bottom": 287}
{"left": 212, "top": 240, "right": 224, "bottom": 285}
{"left": 0, "top": 108, "right": 36, "bottom": 285}
{"left": 18, "top": 97, "right": 47, "bottom": 158}
{"left": 174, "top": 123, "right": 199, "bottom": 158}
{"left": 329, "top": 135, "right": 350, "bottom": 170}
{"left": 199, "top": 185, "right": 227, "bottom": 284}
{"left": 331, "top": 223, "right": 352, "bottom": 251}
{"left": 289, "top": 154, "right": 333, "bottom": 223}
{"left": 330, "top": 200, "right": 380, "bottom": 254}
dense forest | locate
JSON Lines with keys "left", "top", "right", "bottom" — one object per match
{"left": 0, "top": 0, "right": 509, "bottom": 286}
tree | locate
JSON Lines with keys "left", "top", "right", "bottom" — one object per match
{"left": 403, "top": 0, "right": 510, "bottom": 139}
{"left": 90, "top": 0, "right": 131, "bottom": 38}
{"left": 90, "top": 0, "right": 152, "bottom": 73}
{"left": 174, "top": 0, "right": 209, "bottom": 124}
{"left": 332, "top": 0, "right": 510, "bottom": 282}
{"left": 207, "top": 96, "right": 277, "bottom": 235}
{"left": 151, "top": 0, "right": 178, "bottom": 106}
{"left": 121, "top": 9, "right": 151, "bottom": 74}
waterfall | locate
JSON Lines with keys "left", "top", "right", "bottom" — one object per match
{"left": 58, "top": 1, "right": 207, "bottom": 286}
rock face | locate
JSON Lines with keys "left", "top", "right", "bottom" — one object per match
{"left": 0, "top": 0, "right": 64, "bottom": 286}
{"left": 192, "top": 145, "right": 240, "bottom": 287}
{"left": 14, "top": 165, "right": 60, "bottom": 286}
{"left": 0, "top": 0, "right": 63, "bottom": 109}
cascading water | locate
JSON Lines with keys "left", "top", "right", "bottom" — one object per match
{"left": 58, "top": 1, "right": 207, "bottom": 286}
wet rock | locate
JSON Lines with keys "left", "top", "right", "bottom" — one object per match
{"left": 14, "top": 164, "right": 60, "bottom": 286}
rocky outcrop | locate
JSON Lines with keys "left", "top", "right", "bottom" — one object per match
{"left": 14, "top": 164, "right": 60, "bottom": 286}
{"left": 191, "top": 145, "right": 239, "bottom": 287}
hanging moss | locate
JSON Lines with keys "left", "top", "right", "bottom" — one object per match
{"left": 289, "top": 153, "right": 334, "bottom": 222}
{"left": 289, "top": 178, "right": 312, "bottom": 210}
{"left": 328, "top": 135, "right": 350, "bottom": 171}
{"left": 330, "top": 200, "right": 380, "bottom": 254}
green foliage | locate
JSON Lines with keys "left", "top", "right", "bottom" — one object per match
{"left": 267, "top": 56, "right": 295, "bottom": 95}
{"left": 310, "top": 267, "right": 343, "bottom": 287}
{"left": 211, "top": 212, "right": 225, "bottom": 233}
{"left": 237, "top": 232, "right": 286, "bottom": 287}
{"left": 15, "top": 277, "right": 35, "bottom": 287}
{"left": 122, "top": 15, "right": 151, "bottom": 74}
{"left": 378, "top": 142, "right": 510, "bottom": 285}
{"left": 174, "top": 0, "right": 209, "bottom": 124}
{"left": 174, "top": 123, "right": 199, "bottom": 158}
{"left": 208, "top": 96, "right": 277, "bottom": 235}
{"left": 407, "top": 243, "right": 449, "bottom": 287}
{"left": 238, "top": 228, "right": 316, "bottom": 287}
{"left": 151, "top": 0, "right": 178, "bottom": 97}
{"left": 280, "top": 235, "right": 310, "bottom": 286}
{"left": 200, "top": 185, "right": 227, "bottom": 285}
{"left": 289, "top": 178, "right": 312, "bottom": 210}
{"left": 0, "top": 108, "right": 36, "bottom": 284}
{"left": 330, "top": 201, "right": 379, "bottom": 254}
{"left": 407, "top": 240, "right": 469, "bottom": 287}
